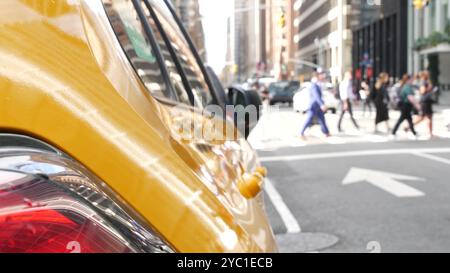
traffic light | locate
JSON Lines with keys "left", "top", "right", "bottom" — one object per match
{"left": 278, "top": 13, "right": 286, "bottom": 28}
{"left": 413, "top": 0, "right": 431, "bottom": 9}
{"left": 231, "top": 64, "right": 238, "bottom": 74}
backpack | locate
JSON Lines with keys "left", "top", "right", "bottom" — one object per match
{"left": 390, "top": 83, "right": 403, "bottom": 109}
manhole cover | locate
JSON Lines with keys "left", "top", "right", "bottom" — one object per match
{"left": 276, "top": 233, "right": 339, "bottom": 253}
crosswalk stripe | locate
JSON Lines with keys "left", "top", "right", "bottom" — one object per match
{"left": 260, "top": 147, "right": 450, "bottom": 163}
{"left": 413, "top": 152, "right": 450, "bottom": 166}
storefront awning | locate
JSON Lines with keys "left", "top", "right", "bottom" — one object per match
{"left": 419, "top": 43, "right": 450, "bottom": 55}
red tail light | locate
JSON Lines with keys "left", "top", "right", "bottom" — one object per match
{"left": 0, "top": 170, "right": 134, "bottom": 253}
{"left": 0, "top": 139, "right": 174, "bottom": 253}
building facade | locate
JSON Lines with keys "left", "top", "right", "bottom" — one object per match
{"left": 231, "top": 0, "right": 267, "bottom": 82}
{"left": 264, "top": 0, "right": 296, "bottom": 80}
{"left": 410, "top": 0, "right": 450, "bottom": 91}
{"left": 224, "top": 0, "right": 296, "bottom": 83}
{"left": 171, "top": 0, "right": 207, "bottom": 61}
{"left": 352, "top": 0, "right": 409, "bottom": 84}
{"left": 294, "top": 0, "right": 357, "bottom": 83}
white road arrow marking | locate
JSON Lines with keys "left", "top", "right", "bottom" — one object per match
{"left": 342, "top": 168, "right": 425, "bottom": 198}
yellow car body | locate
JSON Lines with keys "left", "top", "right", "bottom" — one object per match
{"left": 0, "top": 0, "right": 277, "bottom": 252}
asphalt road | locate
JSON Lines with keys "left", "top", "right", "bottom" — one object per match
{"left": 251, "top": 106, "right": 450, "bottom": 253}
{"left": 260, "top": 139, "right": 450, "bottom": 253}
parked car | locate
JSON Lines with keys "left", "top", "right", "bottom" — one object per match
{"left": 246, "top": 75, "right": 276, "bottom": 87}
{"left": 0, "top": 0, "right": 277, "bottom": 253}
{"left": 268, "top": 81, "right": 300, "bottom": 105}
{"left": 293, "top": 82, "right": 339, "bottom": 114}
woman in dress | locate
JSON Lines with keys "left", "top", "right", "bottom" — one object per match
{"left": 414, "top": 71, "right": 435, "bottom": 138}
{"left": 373, "top": 72, "right": 390, "bottom": 133}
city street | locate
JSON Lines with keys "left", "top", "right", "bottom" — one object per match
{"left": 250, "top": 105, "right": 450, "bottom": 253}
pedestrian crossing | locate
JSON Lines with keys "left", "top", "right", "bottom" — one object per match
{"left": 248, "top": 108, "right": 450, "bottom": 151}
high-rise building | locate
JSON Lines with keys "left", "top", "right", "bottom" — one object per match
{"left": 285, "top": 0, "right": 299, "bottom": 80}
{"left": 171, "top": 0, "right": 207, "bottom": 61}
{"left": 230, "top": 0, "right": 266, "bottom": 82}
{"left": 225, "top": 0, "right": 296, "bottom": 82}
{"left": 352, "top": 0, "right": 409, "bottom": 83}
{"left": 264, "top": 0, "right": 295, "bottom": 80}
{"left": 222, "top": 17, "right": 235, "bottom": 86}
{"left": 293, "top": 0, "right": 358, "bottom": 83}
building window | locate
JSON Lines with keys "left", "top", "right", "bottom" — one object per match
{"left": 429, "top": 0, "right": 436, "bottom": 34}
{"left": 442, "top": 0, "right": 449, "bottom": 31}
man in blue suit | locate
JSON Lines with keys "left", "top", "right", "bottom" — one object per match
{"left": 300, "top": 68, "right": 331, "bottom": 139}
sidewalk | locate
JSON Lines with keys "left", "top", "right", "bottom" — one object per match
{"left": 249, "top": 105, "right": 450, "bottom": 151}
{"left": 437, "top": 91, "right": 450, "bottom": 110}
{"left": 436, "top": 91, "right": 450, "bottom": 129}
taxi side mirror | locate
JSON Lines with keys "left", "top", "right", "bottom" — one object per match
{"left": 227, "top": 86, "right": 262, "bottom": 139}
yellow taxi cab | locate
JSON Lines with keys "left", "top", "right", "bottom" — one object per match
{"left": 0, "top": 0, "right": 277, "bottom": 253}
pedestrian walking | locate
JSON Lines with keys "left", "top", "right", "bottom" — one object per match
{"left": 338, "top": 71, "right": 360, "bottom": 132}
{"left": 420, "top": 71, "right": 433, "bottom": 93}
{"left": 413, "top": 72, "right": 435, "bottom": 138}
{"left": 373, "top": 72, "right": 390, "bottom": 133}
{"left": 360, "top": 80, "right": 372, "bottom": 116}
{"left": 392, "top": 74, "right": 421, "bottom": 137}
{"left": 412, "top": 72, "right": 422, "bottom": 90}
{"left": 300, "top": 68, "right": 330, "bottom": 139}
{"left": 417, "top": 71, "right": 433, "bottom": 103}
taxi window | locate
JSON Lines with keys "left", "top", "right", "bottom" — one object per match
{"left": 104, "top": 0, "right": 188, "bottom": 104}
{"left": 148, "top": 0, "right": 214, "bottom": 108}
{"left": 143, "top": 6, "right": 192, "bottom": 105}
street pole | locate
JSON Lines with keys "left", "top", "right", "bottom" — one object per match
{"left": 314, "top": 38, "right": 324, "bottom": 69}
